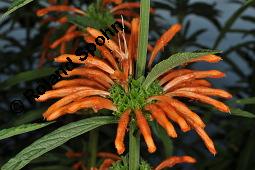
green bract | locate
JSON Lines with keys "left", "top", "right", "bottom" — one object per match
{"left": 109, "top": 77, "right": 163, "bottom": 116}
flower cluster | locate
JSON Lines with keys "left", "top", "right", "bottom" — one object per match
{"left": 37, "top": 6, "right": 232, "bottom": 169}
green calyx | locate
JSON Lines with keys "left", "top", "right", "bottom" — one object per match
{"left": 109, "top": 77, "right": 163, "bottom": 116}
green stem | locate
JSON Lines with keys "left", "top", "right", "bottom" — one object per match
{"left": 88, "top": 129, "right": 99, "bottom": 168}
{"left": 136, "top": 0, "right": 150, "bottom": 78}
{"left": 129, "top": 120, "right": 140, "bottom": 170}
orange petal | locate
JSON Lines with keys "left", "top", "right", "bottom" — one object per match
{"left": 128, "top": 18, "right": 139, "bottom": 60}
{"left": 55, "top": 54, "right": 115, "bottom": 74}
{"left": 60, "top": 42, "right": 66, "bottom": 54}
{"left": 193, "top": 125, "right": 217, "bottom": 155}
{"left": 148, "top": 24, "right": 182, "bottom": 69}
{"left": 173, "top": 87, "right": 232, "bottom": 99}
{"left": 156, "top": 102, "right": 190, "bottom": 132}
{"left": 148, "top": 96, "right": 205, "bottom": 128}
{"left": 155, "top": 156, "right": 196, "bottom": 170}
{"left": 167, "top": 91, "right": 231, "bottom": 112}
{"left": 84, "top": 35, "right": 119, "bottom": 70}
{"left": 145, "top": 104, "right": 177, "bottom": 138}
{"left": 46, "top": 97, "right": 116, "bottom": 120}
{"left": 65, "top": 67, "right": 114, "bottom": 87}
{"left": 163, "top": 70, "right": 225, "bottom": 91}
{"left": 163, "top": 73, "right": 195, "bottom": 91}
{"left": 43, "top": 89, "right": 110, "bottom": 118}
{"left": 103, "top": 0, "right": 122, "bottom": 5}
{"left": 67, "top": 25, "right": 77, "bottom": 33}
{"left": 134, "top": 109, "right": 156, "bottom": 153}
{"left": 65, "top": 151, "right": 84, "bottom": 158}
{"left": 36, "top": 5, "right": 85, "bottom": 17}
{"left": 44, "top": 106, "right": 67, "bottom": 120}
{"left": 54, "top": 54, "right": 82, "bottom": 63}
{"left": 86, "top": 27, "right": 122, "bottom": 58}
{"left": 189, "top": 54, "right": 222, "bottom": 63}
{"left": 159, "top": 69, "right": 193, "bottom": 85}
{"left": 127, "top": 18, "right": 139, "bottom": 75}
{"left": 116, "top": 18, "right": 131, "bottom": 29}
{"left": 170, "top": 79, "right": 212, "bottom": 90}
{"left": 99, "top": 159, "right": 115, "bottom": 170}
{"left": 111, "top": 2, "right": 141, "bottom": 12}
{"left": 56, "top": 16, "right": 68, "bottom": 24}
{"left": 72, "top": 161, "right": 84, "bottom": 170}
{"left": 115, "top": 109, "right": 131, "bottom": 154}
{"left": 50, "top": 31, "right": 82, "bottom": 49}
{"left": 113, "top": 10, "right": 139, "bottom": 18}
{"left": 36, "top": 86, "right": 94, "bottom": 102}
{"left": 53, "top": 79, "right": 105, "bottom": 90}
{"left": 67, "top": 97, "right": 117, "bottom": 113}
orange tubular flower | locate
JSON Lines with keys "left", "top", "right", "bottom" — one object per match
{"left": 40, "top": 17, "right": 231, "bottom": 160}
{"left": 155, "top": 156, "right": 196, "bottom": 170}
{"left": 65, "top": 151, "right": 120, "bottom": 170}
{"left": 115, "top": 109, "right": 131, "bottom": 154}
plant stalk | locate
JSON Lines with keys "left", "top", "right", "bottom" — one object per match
{"left": 129, "top": 120, "right": 140, "bottom": 170}
{"left": 88, "top": 129, "right": 99, "bottom": 168}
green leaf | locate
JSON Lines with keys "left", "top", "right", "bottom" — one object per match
{"left": 0, "top": 0, "right": 34, "bottom": 22}
{"left": 0, "top": 67, "right": 55, "bottom": 90}
{"left": 0, "top": 122, "right": 53, "bottom": 141}
{"left": 136, "top": 0, "right": 150, "bottom": 78}
{"left": 142, "top": 50, "right": 221, "bottom": 88}
{"left": 236, "top": 97, "right": 255, "bottom": 105}
{"left": 246, "top": 0, "right": 255, "bottom": 4}
{"left": 230, "top": 108, "right": 255, "bottom": 118}
{"left": 1, "top": 116, "right": 116, "bottom": 170}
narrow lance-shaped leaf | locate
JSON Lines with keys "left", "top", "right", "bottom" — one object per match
{"left": 0, "top": 122, "right": 54, "bottom": 141}
{"left": 230, "top": 108, "right": 255, "bottom": 118}
{"left": 136, "top": 0, "right": 150, "bottom": 78}
{"left": 142, "top": 50, "right": 221, "bottom": 89}
{"left": 1, "top": 116, "right": 117, "bottom": 170}
{"left": 236, "top": 97, "right": 255, "bottom": 105}
{"left": 0, "top": 0, "right": 34, "bottom": 22}
{"left": 0, "top": 67, "right": 55, "bottom": 90}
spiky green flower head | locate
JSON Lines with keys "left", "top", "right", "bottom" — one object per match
{"left": 109, "top": 77, "right": 163, "bottom": 116}
{"left": 109, "top": 156, "right": 151, "bottom": 170}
